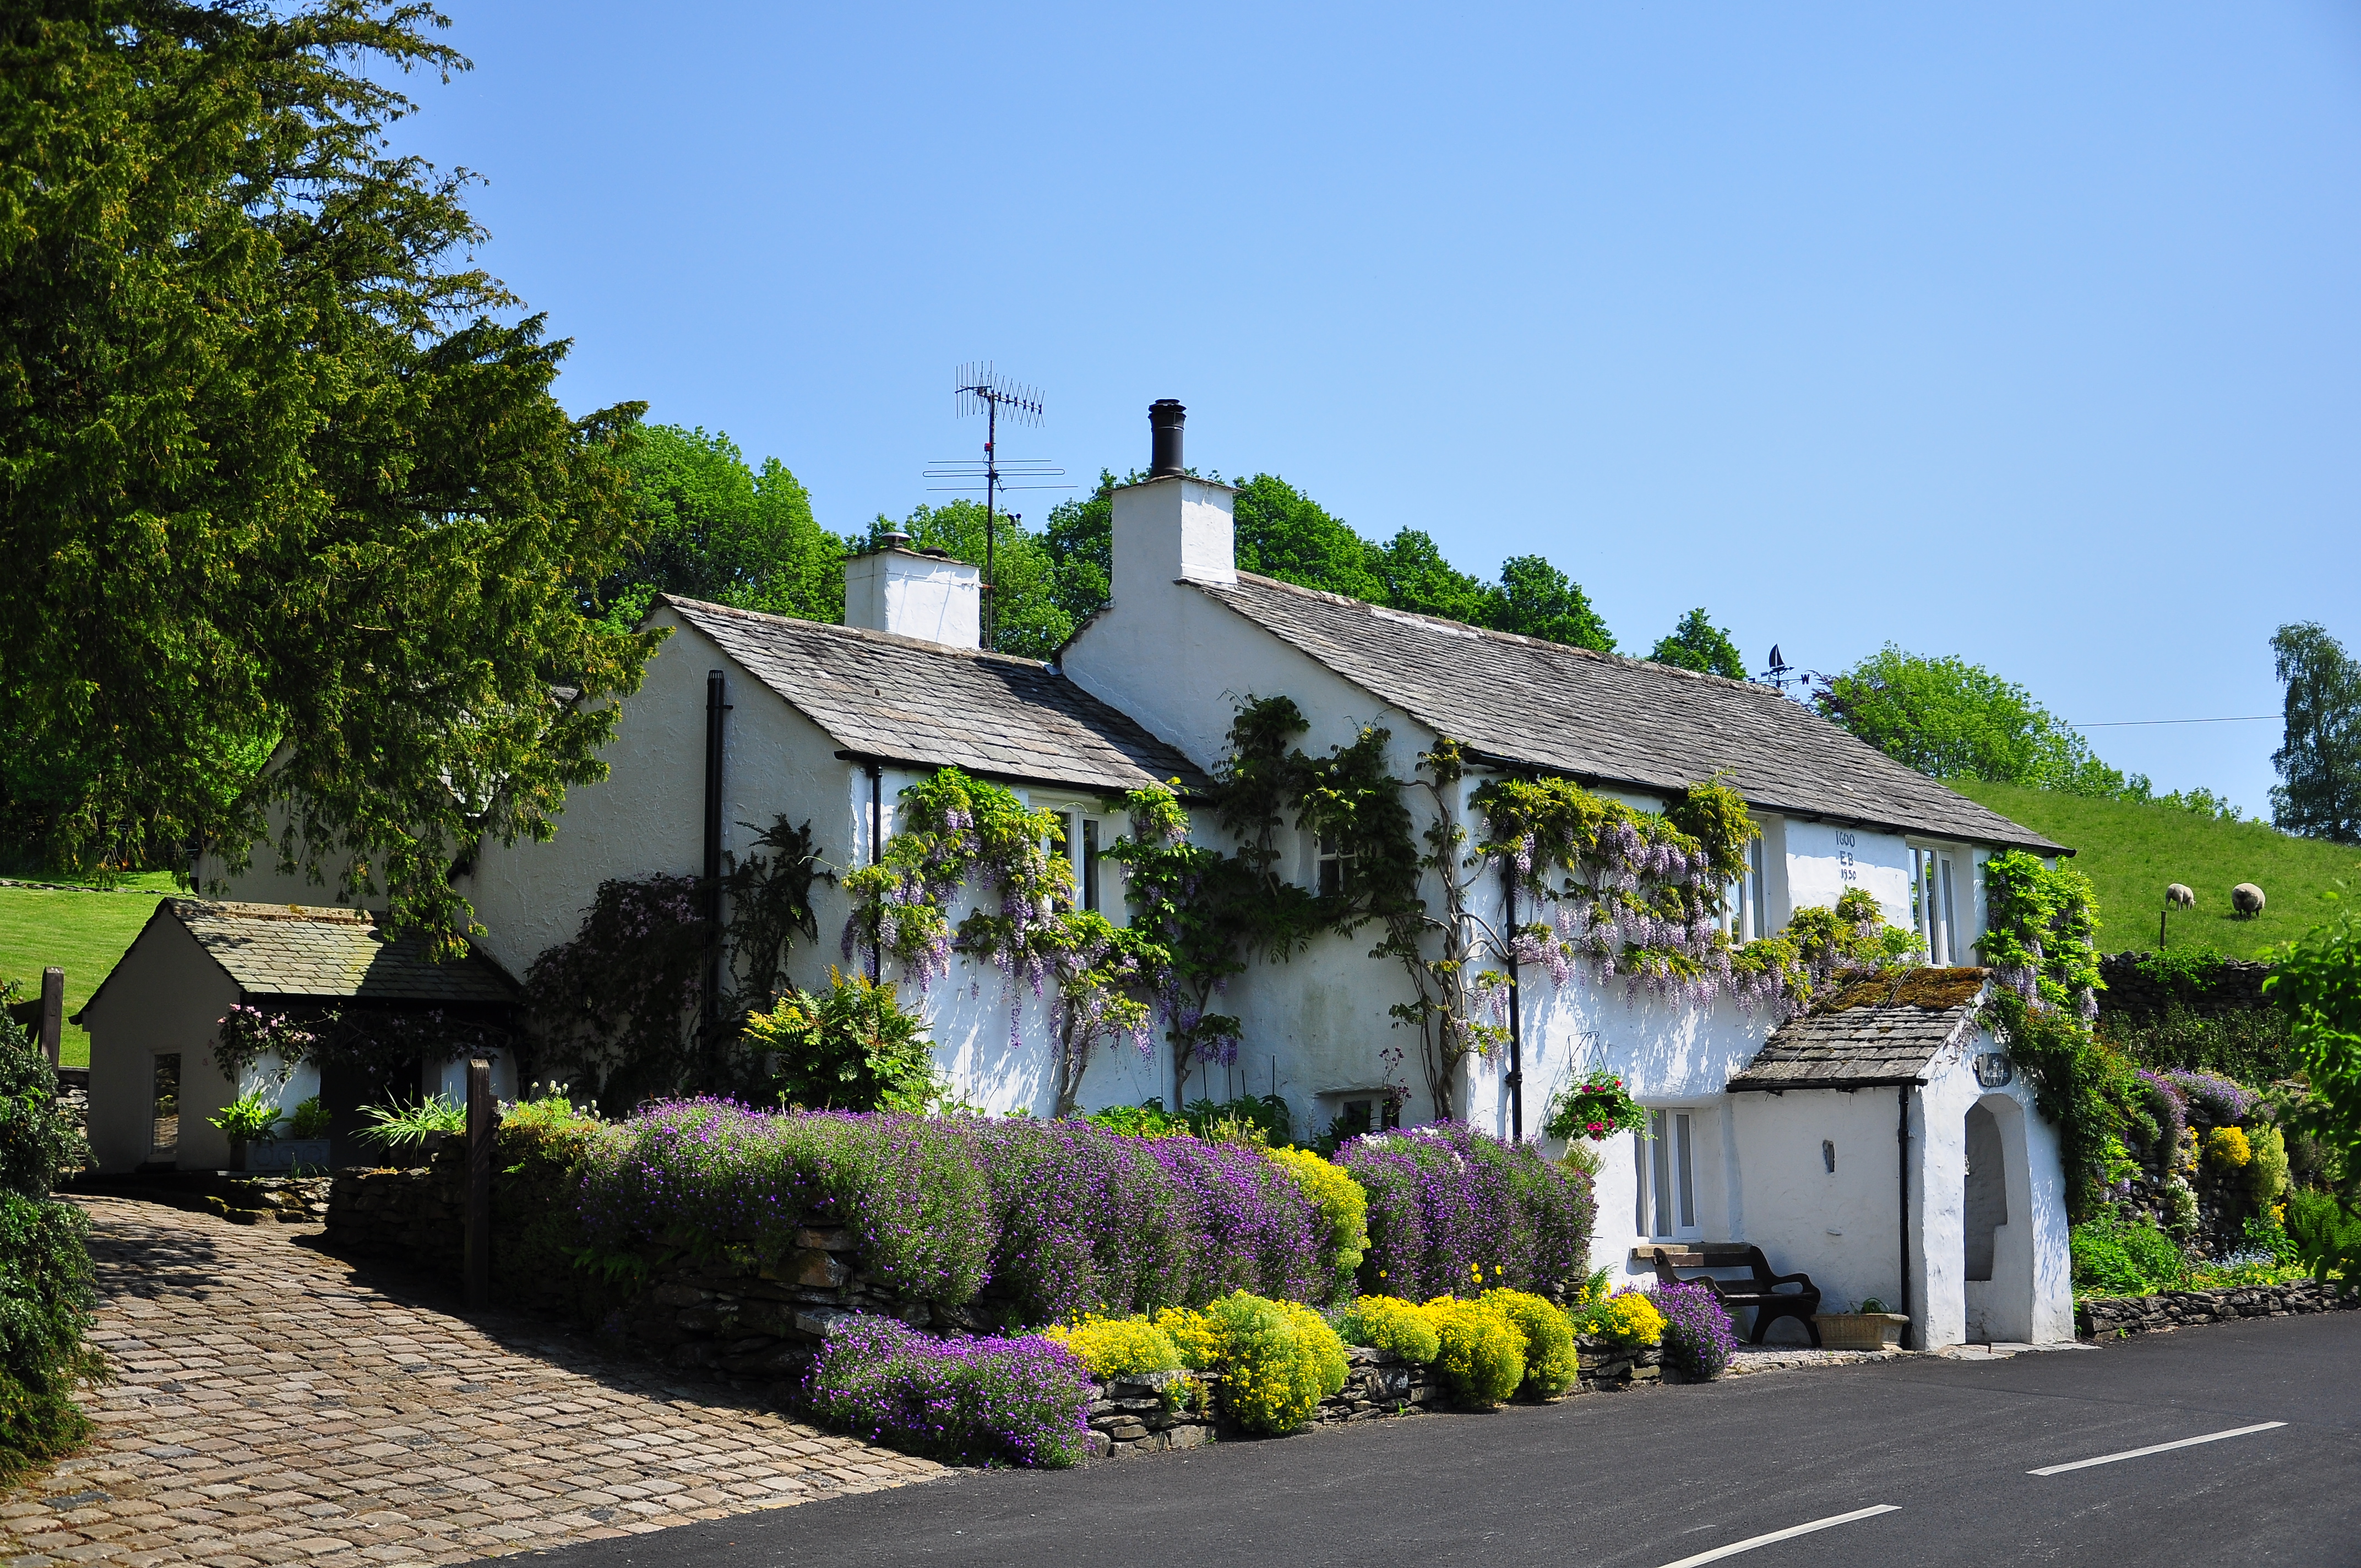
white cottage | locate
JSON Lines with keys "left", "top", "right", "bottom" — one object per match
{"left": 162, "top": 400, "right": 2081, "bottom": 1347}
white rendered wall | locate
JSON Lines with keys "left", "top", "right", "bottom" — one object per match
{"left": 1913, "top": 1038, "right": 2074, "bottom": 1346}
{"left": 1728, "top": 1087, "right": 1912, "bottom": 1324}
{"left": 1785, "top": 820, "right": 1914, "bottom": 927}
{"left": 81, "top": 914, "right": 240, "bottom": 1173}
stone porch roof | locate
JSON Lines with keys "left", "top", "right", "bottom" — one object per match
{"left": 1725, "top": 968, "right": 1990, "bottom": 1091}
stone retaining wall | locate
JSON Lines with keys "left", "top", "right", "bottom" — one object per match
{"left": 2096, "top": 954, "right": 2275, "bottom": 1019}
{"left": 2077, "top": 1278, "right": 2356, "bottom": 1340}
{"left": 73, "top": 1170, "right": 331, "bottom": 1226}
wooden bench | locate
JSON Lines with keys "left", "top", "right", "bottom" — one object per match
{"left": 1638, "top": 1244, "right": 1823, "bottom": 1347}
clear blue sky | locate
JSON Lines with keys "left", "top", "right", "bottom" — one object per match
{"left": 388, "top": 2, "right": 2361, "bottom": 818}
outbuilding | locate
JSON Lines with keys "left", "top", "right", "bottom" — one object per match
{"left": 77, "top": 899, "right": 519, "bottom": 1173}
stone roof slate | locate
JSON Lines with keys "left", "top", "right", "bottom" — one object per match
{"left": 1726, "top": 968, "right": 1990, "bottom": 1091}
{"left": 169, "top": 901, "right": 516, "bottom": 1004}
{"left": 1190, "top": 574, "right": 2065, "bottom": 853}
{"left": 663, "top": 596, "right": 1211, "bottom": 797}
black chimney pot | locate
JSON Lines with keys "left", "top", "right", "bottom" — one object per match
{"left": 1148, "top": 400, "right": 1185, "bottom": 478}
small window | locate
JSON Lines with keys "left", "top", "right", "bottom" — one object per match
{"left": 1721, "top": 835, "right": 1768, "bottom": 945}
{"left": 1912, "top": 846, "right": 1961, "bottom": 964}
{"left": 1637, "top": 1106, "right": 1701, "bottom": 1240}
{"left": 1081, "top": 818, "right": 1101, "bottom": 914}
{"left": 1317, "top": 831, "right": 1356, "bottom": 897}
{"left": 151, "top": 1053, "right": 181, "bottom": 1161}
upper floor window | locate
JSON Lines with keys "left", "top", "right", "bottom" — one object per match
{"left": 1046, "top": 810, "right": 1103, "bottom": 914}
{"left": 1912, "top": 845, "right": 1962, "bottom": 965}
{"left": 1317, "top": 831, "right": 1356, "bottom": 897}
{"left": 1720, "top": 833, "right": 1767, "bottom": 944}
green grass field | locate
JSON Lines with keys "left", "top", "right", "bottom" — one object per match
{"left": 0, "top": 873, "right": 179, "bottom": 1068}
{"left": 1953, "top": 780, "right": 2361, "bottom": 958}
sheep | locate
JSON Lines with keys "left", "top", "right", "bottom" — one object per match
{"left": 2165, "top": 884, "right": 2195, "bottom": 910}
{"left": 2232, "top": 883, "right": 2265, "bottom": 918}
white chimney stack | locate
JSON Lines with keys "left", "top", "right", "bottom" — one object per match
{"left": 1112, "top": 401, "right": 1235, "bottom": 605}
{"left": 844, "top": 540, "right": 982, "bottom": 650}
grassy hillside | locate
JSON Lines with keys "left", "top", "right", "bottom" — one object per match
{"left": 0, "top": 873, "right": 179, "bottom": 1068}
{"left": 1952, "top": 780, "right": 2361, "bottom": 958}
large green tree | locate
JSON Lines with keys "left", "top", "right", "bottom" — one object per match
{"left": 595, "top": 424, "right": 839, "bottom": 632}
{"left": 0, "top": 0, "right": 650, "bottom": 946}
{"left": 1035, "top": 472, "right": 1617, "bottom": 654}
{"left": 1814, "top": 647, "right": 2126, "bottom": 796}
{"left": 2271, "top": 622, "right": 2361, "bottom": 845}
{"left": 1647, "top": 607, "right": 1745, "bottom": 679}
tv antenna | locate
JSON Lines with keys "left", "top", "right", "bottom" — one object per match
{"left": 924, "top": 363, "right": 1069, "bottom": 651}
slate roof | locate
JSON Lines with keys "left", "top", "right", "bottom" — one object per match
{"left": 1190, "top": 574, "right": 2066, "bottom": 853}
{"left": 662, "top": 596, "right": 1212, "bottom": 797}
{"left": 81, "top": 901, "right": 518, "bottom": 1015}
{"left": 1725, "top": 968, "right": 1990, "bottom": 1091}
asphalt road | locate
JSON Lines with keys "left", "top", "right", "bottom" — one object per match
{"left": 521, "top": 1311, "right": 2361, "bottom": 1568}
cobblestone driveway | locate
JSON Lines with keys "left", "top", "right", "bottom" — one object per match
{"left": 1, "top": 1197, "right": 939, "bottom": 1566}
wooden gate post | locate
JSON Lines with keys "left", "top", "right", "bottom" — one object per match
{"left": 465, "top": 1057, "right": 493, "bottom": 1309}
{"left": 40, "top": 967, "right": 62, "bottom": 1069}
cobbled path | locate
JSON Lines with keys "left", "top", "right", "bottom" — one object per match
{"left": 0, "top": 1197, "right": 939, "bottom": 1566}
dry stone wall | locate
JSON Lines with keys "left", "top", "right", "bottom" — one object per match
{"left": 2077, "top": 1279, "right": 2355, "bottom": 1340}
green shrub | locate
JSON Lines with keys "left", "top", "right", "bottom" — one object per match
{"left": 2284, "top": 1190, "right": 2361, "bottom": 1281}
{"left": 1266, "top": 1146, "right": 1369, "bottom": 1298}
{"left": 1422, "top": 1295, "right": 1525, "bottom": 1408}
{"left": 2070, "top": 1212, "right": 2187, "bottom": 1297}
{"left": 1483, "top": 1287, "right": 1577, "bottom": 1397}
{"left": 741, "top": 968, "right": 943, "bottom": 1113}
{"left": 0, "top": 1005, "right": 101, "bottom": 1482}
{"left": 1336, "top": 1294, "right": 1440, "bottom": 1364}
{"left": 286, "top": 1096, "right": 333, "bottom": 1140}
{"left": 1202, "top": 1291, "right": 1347, "bottom": 1434}
{"left": 358, "top": 1093, "right": 465, "bottom": 1152}
{"left": 2247, "top": 1124, "right": 2290, "bottom": 1207}
{"left": 1086, "top": 1102, "right": 1188, "bottom": 1138}
{"left": 207, "top": 1087, "right": 284, "bottom": 1146}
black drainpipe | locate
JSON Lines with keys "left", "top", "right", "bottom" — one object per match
{"left": 1503, "top": 860, "right": 1524, "bottom": 1141}
{"left": 866, "top": 762, "right": 884, "bottom": 984}
{"left": 1897, "top": 1082, "right": 1913, "bottom": 1349}
{"left": 703, "top": 671, "right": 728, "bottom": 1026}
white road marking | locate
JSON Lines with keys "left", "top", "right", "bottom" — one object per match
{"left": 1653, "top": 1505, "right": 1900, "bottom": 1567}
{"left": 2028, "top": 1420, "right": 2287, "bottom": 1476}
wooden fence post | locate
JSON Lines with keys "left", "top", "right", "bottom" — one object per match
{"left": 40, "top": 967, "right": 62, "bottom": 1069}
{"left": 466, "top": 1057, "right": 492, "bottom": 1309}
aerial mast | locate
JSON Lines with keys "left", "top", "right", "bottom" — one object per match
{"left": 928, "top": 364, "right": 1063, "bottom": 652}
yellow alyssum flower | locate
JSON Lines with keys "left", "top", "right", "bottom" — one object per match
{"left": 2205, "top": 1125, "right": 2252, "bottom": 1169}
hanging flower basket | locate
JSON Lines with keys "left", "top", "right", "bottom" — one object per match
{"left": 1542, "top": 1071, "right": 1649, "bottom": 1142}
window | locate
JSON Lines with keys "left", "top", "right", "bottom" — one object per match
{"left": 1721, "top": 834, "right": 1767, "bottom": 944}
{"left": 1635, "top": 1107, "right": 1700, "bottom": 1239}
{"left": 1047, "top": 812, "right": 1102, "bottom": 914}
{"left": 151, "top": 1053, "right": 180, "bottom": 1161}
{"left": 1317, "top": 831, "right": 1355, "bottom": 897}
{"left": 1912, "top": 846, "right": 1962, "bottom": 964}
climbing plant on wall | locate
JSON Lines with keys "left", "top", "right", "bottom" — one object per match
{"left": 840, "top": 767, "right": 1155, "bottom": 1114}
{"left": 1974, "top": 848, "right": 2122, "bottom": 1218}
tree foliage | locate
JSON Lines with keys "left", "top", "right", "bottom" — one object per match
{"left": 1036, "top": 473, "right": 1615, "bottom": 652}
{"left": 1814, "top": 646, "right": 2126, "bottom": 796}
{"left": 2270, "top": 622, "right": 2361, "bottom": 846}
{"left": 595, "top": 425, "right": 839, "bottom": 632}
{"left": 0, "top": 0, "right": 651, "bottom": 946}
{"left": 1647, "top": 608, "right": 1745, "bottom": 679}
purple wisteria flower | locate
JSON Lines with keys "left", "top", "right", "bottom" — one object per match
{"left": 1651, "top": 1280, "right": 1736, "bottom": 1380}
{"left": 798, "top": 1314, "right": 1092, "bottom": 1468}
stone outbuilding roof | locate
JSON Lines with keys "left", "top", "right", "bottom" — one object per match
{"left": 76, "top": 900, "right": 516, "bottom": 1020}
{"left": 1725, "top": 968, "right": 1990, "bottom": 1091}
{"left": 662, "top": 596, "right": 1213, "bottom": 798}
{"left": 1189, "top": 573, "right": 2065, "bottom": 854}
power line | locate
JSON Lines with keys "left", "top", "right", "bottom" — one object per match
{"left": 2066, "top": 715, "right": 2280, "bottom": 728}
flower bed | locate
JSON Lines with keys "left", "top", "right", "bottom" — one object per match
{"left": 1336, "top": 1123, "right": 1596, "bottom": 1300}
{"left": 799, "top": 1314, "right": 1094, "bottom": 1468}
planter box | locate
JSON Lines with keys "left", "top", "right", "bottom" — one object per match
{"left": 1813, "top": 1312, "right": 1909, "bottom": 1350}
{"left": 243, "top": 1140, "right": 333, "bottom": 1174}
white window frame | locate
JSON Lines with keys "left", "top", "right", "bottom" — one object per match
{"left": 1720, "top": 833, "right": 1767, "bottom": 944}
{"left": 1315, "top": 830, "right": 1356, "bottom": 898}
{"left": 1909, "top": 843, "right": 1965, "bottom": 965}
{"left": 1634, "top": 1106, "right": 1703, "bottom": 1241}
{"left": 1040, "top": 806, "right": 1107, "bottom": 916}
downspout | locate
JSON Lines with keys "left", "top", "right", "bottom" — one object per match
{"left": 866, "top": 762, "right": 884, "bottom": 984}
{"left": 1503, "top": 860, "right": 1524, "bottom": 1141}
{"left": 703, "top": 671, "right": 729, "bottom": 1031}
{"left": 1898, "top": 1082, "right": 1913, "bottom": 1349}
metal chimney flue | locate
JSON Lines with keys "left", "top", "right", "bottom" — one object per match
{"left": 1148, "top": 400, "right": 1185, "bottom": 478}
